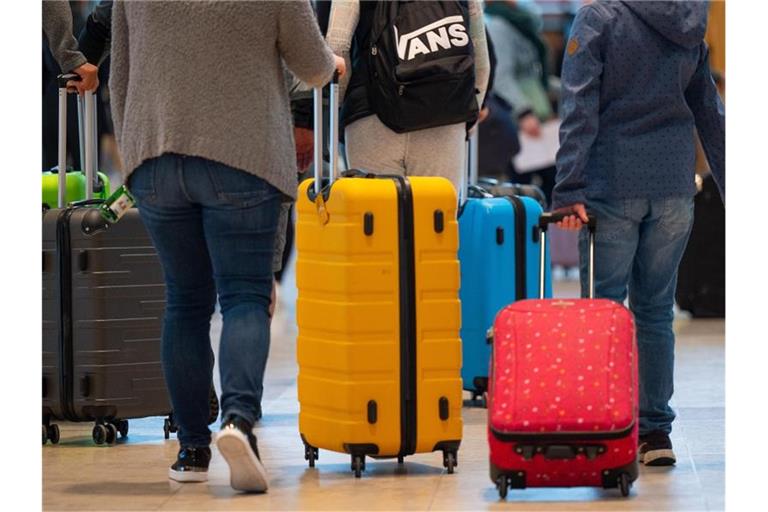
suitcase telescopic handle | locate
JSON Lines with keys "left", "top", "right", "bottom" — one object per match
{"left": 538, "top": 212, "right": 597, "bottom": 299}
{"left": 460, "top": 129, "right": 480, "bottom": 206}
{"left": 56, "top": 74, "right": 98, "bottom": 208}
{"left": 313, "top": 71, "right": 340, "bottom": 196}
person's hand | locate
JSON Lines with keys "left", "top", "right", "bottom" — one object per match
{"left": 69, "top": 62, "right": 99, "bottom": 95}
{"left": 294, "top": 127, "right": 314, "bottom": 172}
{"left": 519, "top": 113, "right": 541, "bottom": 138}
{"left": 333, "top": 55, "right": 347, "bottom": 78}
{"left": 478, "top": 106, "right": 490, "bottom": 124}
{"left": 553, "top": 203, "right": 589, "bottom": 230}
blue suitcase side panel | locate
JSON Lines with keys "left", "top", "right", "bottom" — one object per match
{"left": 458, "top": 198, "right": 518, "bottom": 392}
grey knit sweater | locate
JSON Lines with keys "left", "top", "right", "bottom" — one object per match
{"left": 109, "top": 0, "right": 336, "bottom": 200}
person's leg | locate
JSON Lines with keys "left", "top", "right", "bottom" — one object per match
{"left": 128, "top": 154, "right": 216, "bottom": 481}
{"left": 628, "top": 196, "right": 694, "bottom": 465}
{"left": 185, "top": 157, "right": 282, "bottom": 492}
{"left": 344, "top": 115, "right": 407, "bottom": 176}
{"left": 578, "top": 197, "right": 643, "bottom": 303}
{"left": 404, "top": 122, "right": 466, "bottom": 192}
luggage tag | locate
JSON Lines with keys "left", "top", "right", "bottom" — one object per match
{"left": 315, "top": 192, "right": 330, "bottom": 225}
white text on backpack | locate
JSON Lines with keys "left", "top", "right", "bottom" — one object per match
{"left": 394, "top": 15, "right": 469, "bottom": 61}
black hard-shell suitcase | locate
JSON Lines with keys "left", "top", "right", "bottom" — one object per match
{"left": 42, "top": 78, "right": 218, "bottom": 445}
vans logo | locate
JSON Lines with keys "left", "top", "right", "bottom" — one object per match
{"left": 394, "top": 15, "right": 469, "bottom": 61}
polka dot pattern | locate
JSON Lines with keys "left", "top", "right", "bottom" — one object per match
{"left": 489, "top": 299, "right": 636, "bottom": 436}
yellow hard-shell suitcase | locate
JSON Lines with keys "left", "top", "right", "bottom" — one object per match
{"left": 296, "top": 78, "right": 462, "bottom": 478}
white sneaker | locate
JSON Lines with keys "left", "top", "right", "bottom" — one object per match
{"left": 216, "top": 415, "right": 269, "bottom": 492}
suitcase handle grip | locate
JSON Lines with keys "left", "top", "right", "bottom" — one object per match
{"left": 56, "top": 73, "right": 80, "bottom": 88}
{"left": 538, "top": 213, "right": 597, "bottom": 300}
{"left": 312, "top": 72, "right": 341, "bottom": 196}
{"left": 539, "top": 212, "right": 596, "bottom": 231}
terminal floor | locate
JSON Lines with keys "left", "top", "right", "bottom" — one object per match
{"left": 43, "top": 276, "right": 725, "bottom": 511}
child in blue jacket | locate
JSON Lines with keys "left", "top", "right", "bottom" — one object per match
{"left": 552, "top": 0, "right": 724, "bottom": 466}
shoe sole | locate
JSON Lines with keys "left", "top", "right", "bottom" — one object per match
{"left": 642, "top": 449, "right": 676, "bottom": 466}
{"left": 216, "top": 429, "right": 269, "bottom": 492}
{"left": 168, "top": 468, "right": 208, "bottom": 483}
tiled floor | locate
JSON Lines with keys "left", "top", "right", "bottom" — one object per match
{"left": 42, "top": 270, "right": 725, "bottom": 511}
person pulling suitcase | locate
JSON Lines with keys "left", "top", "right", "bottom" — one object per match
{"left": 551, "top": 0, "right": 725, "bottom": 466}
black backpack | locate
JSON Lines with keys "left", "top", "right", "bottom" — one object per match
{"left": 367, "top": 0, "right": 479, "bottom": 133}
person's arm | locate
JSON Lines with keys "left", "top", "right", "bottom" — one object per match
{"left": 468, "top": 0, "right": 491, "bottom": 111}
{"left": 77, "top": 1, "right": 113, "bottom": 65}
{"left": 43, "top": 0, "right": 98, "bottom": 93}
{"left": 550, "top": 5, "right": 605, "bottom": 212}
{"left": 42, "top": 0, "right": 86, "bottom": 73}
{"left": 326, "top": 0, "right": 360, "bottom": 103}
{"left": 278, "top": 0, "right": 337, "bottom": 88}
{"left": 107, "top": 0, "right": 128, "bottom": 148}
{"left": 685, "top": 42, "right": 725, "bottom": 200}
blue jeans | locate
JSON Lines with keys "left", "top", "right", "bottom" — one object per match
{"left": 129, "top": 154, "right": 281, "bottom": 448}
{"left": 578, "top": 196, "right": 695, "bottom": 436}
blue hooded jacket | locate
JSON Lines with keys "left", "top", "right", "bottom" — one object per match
{"left": 551, "top": 0, "right": 725, "bottom": 210}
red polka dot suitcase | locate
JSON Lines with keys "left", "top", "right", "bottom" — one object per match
{"left": 487, "top": 213, "right": 639, "bottom": 499}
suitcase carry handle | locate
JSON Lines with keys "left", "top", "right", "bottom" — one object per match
{"left": 56, "top": 74, "right": 99, "bottom": 208}
{"left": 313, "top": 71, "right": 341, "bottom": 196}
{"left": 538, "top": 212, "right": 597, "bottom": 299}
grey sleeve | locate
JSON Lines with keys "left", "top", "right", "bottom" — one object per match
{"left": 43, "top": 0, "right": 87, "bottom": 73}
{"left": 278, "top": 0, "right": 336, "bottom": 88}
{"left": 107, "top": 1, "right": 128, "bottom": 147}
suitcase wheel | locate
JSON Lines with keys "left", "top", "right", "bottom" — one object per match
{"left": 397, "top": 455, "right": 404, "bottom": 465}
{"left": 304, "top": 444, "right": 319, "bottom": 468}
{"left": 443, "top": 451, "right": 457, "bottom": 474}
{"left": 618, "top": 472, "right": 632, "bottom": 497}
{"left": 47, "top": 424, "right": 60, "bottom": 445}
{"left": 496, "top": 475, "right": 509, "bottom": 500}
{"left": 105, "top": 423, "right": 117, "bottom": 445}
{"left": 164, "top": 415, "right": 178, "bottom": 440}
{"left": 117, "top": 420, "right": 129, "bottom": 439}
{"left": 92, "top": 424, "right": 107, "bottom": 445}
{"left": 351, "top": 455, "right": 365, "bottom": 478}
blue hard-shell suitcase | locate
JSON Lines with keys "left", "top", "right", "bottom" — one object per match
{"left": 458, "top": 135, "right": 552, "bottom": 401}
